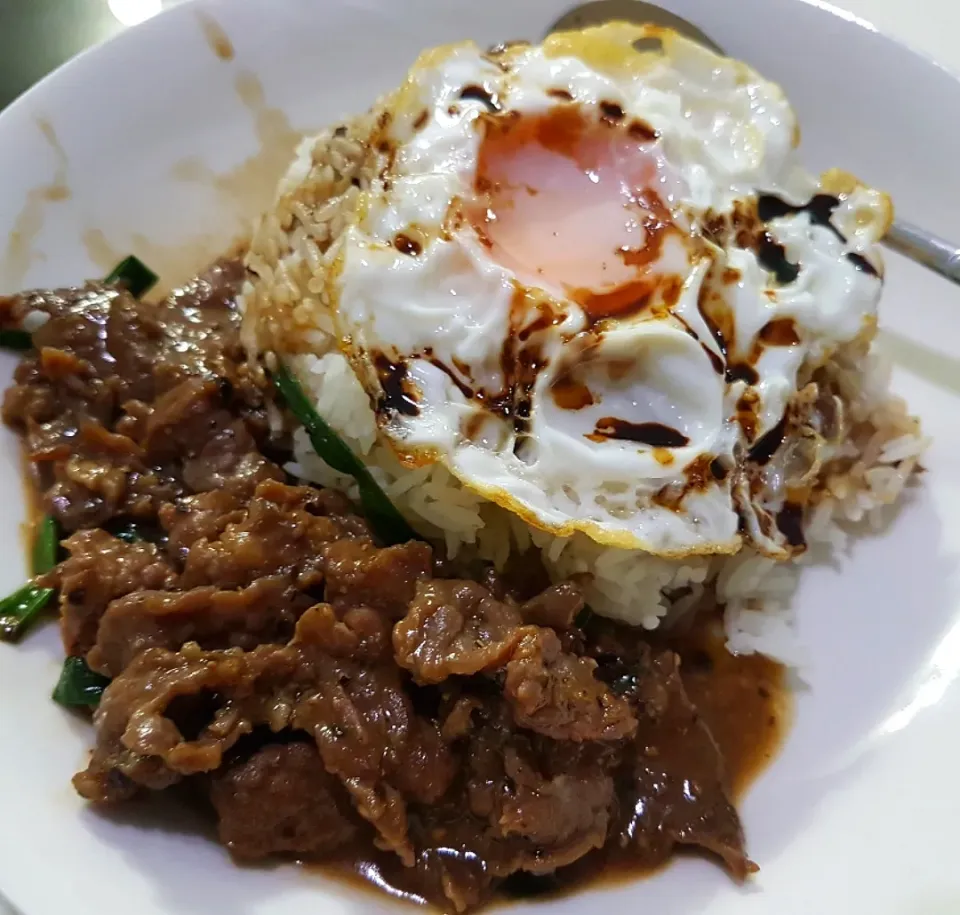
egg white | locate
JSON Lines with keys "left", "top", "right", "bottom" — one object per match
{"left": 327, "top": 23, "right": 889, "bottom": 559}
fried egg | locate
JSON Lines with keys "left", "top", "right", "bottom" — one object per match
{"left": 322, "top": 23, "right": 890, "bottom": 558}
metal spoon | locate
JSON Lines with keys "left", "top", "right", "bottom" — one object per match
{"left": 547, "top": 0, "right": 960, "bottom": 286}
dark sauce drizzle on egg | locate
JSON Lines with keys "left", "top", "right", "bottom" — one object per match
{"left": 420, "top": 96, "right": 690, "bottom": 452}
{"left": 374, "top": 353, "right": 420, "bottom": 417}
{"left": 755, "top": 232, "right": 800, "bottom": 285}
{"left": 746, "top": 415, "right": 788, "bottom": 465}
{"left": 699, "top": 192, "right": 879, "bottom": 399}
{"left": 775, "top": 502, "right": 806, "bottom": 548}
{"left": 757, "top": 193, "right": 880, "bottom": 279}
{"left": 459, "top": 85, "right": 502, "bottom": 112}
{"left": 393, "top": 233, "right": 422, "bottom": 256}
{"left": 709, "top": 457, "right": 731, "bottom": 482}
{"left": 726, "top": 363, "right": 760, "bottom": 386}
{"left": 378, "top": 104, "right": 847, "bottom": 497}
{"left": 696, "top": 190, "right": 875, "bottom": 470}
{"left": 588, "top": 418, "right": 690, "bottom": 448}
{"left": 723, "top": 318, "right": 801, "bottom": 390}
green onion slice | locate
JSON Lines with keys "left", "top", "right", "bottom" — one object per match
{"left": 0, "top": 515, "right": 59, "bottom": 641}
{"left": 272, "top": 363, "right": 417, "bottom": 546}
{"left": 52, "top": 657, "right": 110, "bottom": 708}
{"left": 0, "top": 584, "right": 56, "bottom": 642}
{"left": 32, "top": 515, "right": 60, "bottom": 575}
{"left": 103, "top": 255, "right": 159, "bottom": 299}
{"left": 0, "top": 329, "right": 33, "bottom": 351}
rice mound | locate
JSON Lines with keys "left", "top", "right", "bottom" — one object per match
{"left": 242, "top": 117, "right": 927, "bottom": 665}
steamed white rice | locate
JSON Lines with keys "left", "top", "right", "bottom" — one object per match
{"left": 242, "top": 121, "right": 927, "bottom": 667}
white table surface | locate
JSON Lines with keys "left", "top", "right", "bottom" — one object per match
{"left": 0, "top": 0, "right": 954, "bottom": 913}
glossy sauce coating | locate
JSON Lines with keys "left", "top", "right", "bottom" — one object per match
{"left": 313, "top": 613, "right": 788, "bottom": 909}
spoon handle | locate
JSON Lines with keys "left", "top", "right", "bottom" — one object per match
{"left": 884, "top": 219, "right": 960, "bottom": 285}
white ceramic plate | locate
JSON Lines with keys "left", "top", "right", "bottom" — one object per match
{"left": 1, "top": 1, "right": 959, "bottom": 913}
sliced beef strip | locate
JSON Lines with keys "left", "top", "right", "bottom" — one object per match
{"left": 293, "top": 602, "right": 392, "bottom": 663}
{"left": 87, "top": 576, "right": 314, "bottom": 678}
{"left": 73, "top": 641, "right": 300, "bottom": 803}
{"left": 177, "top": 479, "right": 371, "bottom": 590}
{"left": 211, "top": 742, "right": 360, "bottom": 861}
{"left": 392, "top": 578, "right": 621, "bottom": 747}
{"left": 75, "top": 606, "right": 457, "bottom": 864}
{"left": 518, "top": 580, "right": 585, "bottom": 630}
{"left": 617, "top": 651, "right": 755, "bottom": 879}
{"left": 403, "top": 713, "right": 618, "bottom": 912}
{"left": 1, "top": 260, "right": 280, "bottom": 533}
{"left": 2, "top": 290, "right": 158, "bottom": 532}
{"left": 292, "top": 611, "right": 458, "bottom": 865}
{"left": 160, "top": 489, "right": 247, "bottom": 561}
{"left": 394, "top": 579, "right": 530, "bottom": 684}
{"left": 159, "top": 483, "right": 355, "bottom": 567}
{"left": 181, "top": 419, "right": 284, "bottom": 494}
{"left": 322, "top": 538, "right": 433, "bottom": 619}
{"left": 463, "top": 714, "right": 616, "bottom": 872}
{"left": 139, "top": 376, "right": 231, "bottom": 462}
{"left": 504, "top": 628, "right": 638, "bottom": 742}
{"left": 49, "top": 529, "right": 178, "bottom": 658}
{"left": 136, "top": 377, "right": 281, "bottom": 497}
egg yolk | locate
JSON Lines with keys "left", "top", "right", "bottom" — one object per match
{"left": 472, "top": 105, "right": 676, "bottom": 321}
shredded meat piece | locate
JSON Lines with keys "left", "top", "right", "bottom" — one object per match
{"left": 87, "top": 576, "right": 313, "bottom": 677}
{"left": 440, "top": 696, "right": 482, "bottom": 742}
{"left": 465, "top": 719, "right": 615, "bottom": 869}
{"left": 76, "top": 607, "right": 456, "bottom": 862}
{"left": 182, "top": 420, "right": 283, "bottom": 494}
{"left": 622, "top": 651, "right": 756, "bottom": 879}
{"left": 1, "top": 260, "right": 280, "bottom": 532}
{"left": 51, "top": 530, "right": 177, "bottom": 658}
{"left": 160, "top": 489, "right": 246, "bottom": 560}
{"left": 322, "top": 538, "right": 433, "bottom": 618}
{"left": 293, "top": 602, "right": 392, "bottom": 663}
{"left": 211, "top": 742, "right": 360, "bottom": 860}
{"left": 177, "top": 479, "right": 367, "bottom": 590}
{"left": 140, "top": 377, "right": 228, "bottom": 460}
{"left": 505, "top": 628, "right": 638, "bottom": 741}
{"left": 519, "top": 580, "right": 585, "bottom": 629}
{"left": 394, "top": 579, "right": 529, "bottom": 684}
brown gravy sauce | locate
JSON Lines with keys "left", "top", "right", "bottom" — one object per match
{"left": 1, "top": 119, "right": 71, "bottom": 291}
{"left": 172, "top": 71, "right": 303, "bottom": 221}
{"left": 196, "top": 11, "right": 236, "bottom": 62}
{"left": 312, "top": 614, "right": 789, "bottom": 909}
{"left": 83, "top": 71, "right": 302, "bottom": 298}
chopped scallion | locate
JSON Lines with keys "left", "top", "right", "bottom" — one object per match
{"left": 32, "top": 515, "right": 60, "bottom": 575}
{"left": 0, "top": 514, "right": 59, "bottom": 641}
{"left": 0, "top": 583, "right": 56, "bottom": 642}
{"left": 272, "top": 363, "right": 417, "bottom": 546}
{"left": 103, "top": 255, "right": 159, "bottom": 299}
{"left": 0, "top": 329, "right": 33, "bottom": 350}
{"left": 52, "top": 657, "right": 110, "bottom": 708}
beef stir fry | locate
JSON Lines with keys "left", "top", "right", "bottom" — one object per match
{"left": 0, "top": 260, "right": 781, "bottom": 912}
